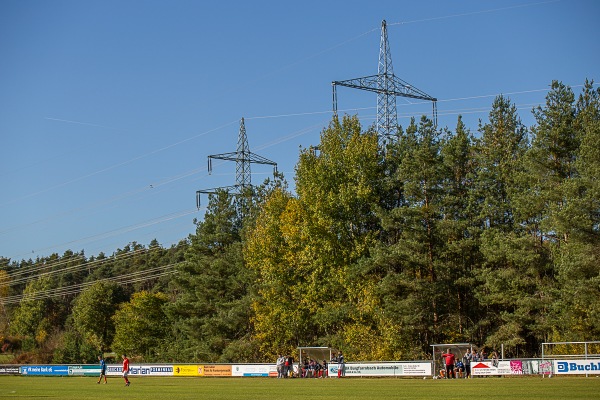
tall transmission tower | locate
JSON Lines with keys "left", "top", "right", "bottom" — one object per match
{"left": 196, "top": 117, "right": 277, "bottom": 208}
{"left": 332, "top": 19, "right": 437, "bottom": 149}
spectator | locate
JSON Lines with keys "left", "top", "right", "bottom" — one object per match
{"left": 337, "top": 352, "right": 345, "bottom": 378}
{"left": 480, "top": 349, "right": 487, "bottom": 360}
{"left": 276, "top": 354, "right": 285, "bottom": 378}
{"left": 286, "top": 355, "right": 294, "bottom": 378}
{"left": 463, "top": 350, "right": 472, "bottom": 378}
{"left": 455, "top": 359, "right": 465, "bottom": 378}
{"left": 308, "top": 359, "right": 316, "bottom": 378}
{"left": 491, "top": 350, "right": 499, "bottom": 367}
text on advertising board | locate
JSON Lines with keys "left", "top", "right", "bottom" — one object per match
{"left": 555, "top": 360, "right": 600, "bottom": 374}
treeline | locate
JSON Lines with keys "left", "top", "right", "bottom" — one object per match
{"left": 0, "top": 80, "right": 598, "bottom": 364}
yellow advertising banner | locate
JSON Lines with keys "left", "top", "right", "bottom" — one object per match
{"left": 173, "top": 365, "right": 203, "bottom": 376}
{"left": 173, "top": 365, "right": 232, "bottom": 377}
{"left": 202, "top": 365, "right": 232, "bottom": 377}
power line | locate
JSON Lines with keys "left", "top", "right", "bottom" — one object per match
{"left": 1, "top": 84, "right": 581, "bottom": 261}
{"left": 3, "top": 245, "right": 163, "bottom": 287}
{"left": 1, "top": 262, "right": 181, "bottom": 304}
{"left": 387, "top": 0, "right": 561, "bottom": 26}
{"left": 2, "top": 83, "right": 583, "bottom": 239}
{"left": 0, "top": 122, "right": 327, "bottom": 260}
{"left": 1, "top": 0, "right": 568, "bottom": 206}
{"left": 3, "top": 80, "right": 594, "bottom": 261}
{"left": 1, "top": 93, "right": 591, "bottom": 288}
{"left": 0, "top": 120, "right": 238, "bottom": 209}
{"left": 7, "top": 209, "right": 198, "bottom": 261}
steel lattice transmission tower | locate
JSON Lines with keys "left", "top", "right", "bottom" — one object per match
{"left": 196, "top": 117, "right": 277, "bottom": 208}
{"left": 332, "top": 19, "right": 437, "bottom": 149}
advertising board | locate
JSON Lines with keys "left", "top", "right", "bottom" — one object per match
{"left": 231, "top": 364, "right": 277, "bottom": 377}
{"left": 20, "top": 365, "right": 69, "bottom": 376}
{"left": 554, "top": 360, "right": 600, "bottom": 375}
{"left": 0, "top": 365, "right": 20, "bottom": 375}
{"left": 129, "top": 365, "right": 174, "bottom": 376}
{"left": 202, "top": 365, "right": 232, "bottom": 376}
{"left": 172, "top": 364, "right": 233, "bottom": 376}
{"left": 328, "top": 362, "right": 432, "bottom": 377}
{"left": 68, "top": 365, "right": 100, "bottom": 376}
{"left": 471, "top": 361, "right": 512, "bottom": 376}
{"left": 471, "top": 360, "right": 555, "bottom": 376}
{"left": 106, "top": 364, "right": 173, "bottom": 376}
{"left": 174, "top": 364, "right": 202, "bottom": 376}
{"left": 106, "top": 364, "right": 123, "bottom": 376}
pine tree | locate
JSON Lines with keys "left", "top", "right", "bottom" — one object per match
{"left": 551, "top": 80, "right": 600, "bottom": 339}
{"left": 167, "top": 190, "right": 256, "bottom": 362}
{"left": 472, "top": 95, "right": 542, "bottom": 356}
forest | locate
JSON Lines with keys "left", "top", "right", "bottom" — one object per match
{"left": 0, "top": 80, "right": 598, "bottom": 364}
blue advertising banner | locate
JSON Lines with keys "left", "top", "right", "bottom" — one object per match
{"left": 20, "top": 365, "right": 69, "bottom": 376}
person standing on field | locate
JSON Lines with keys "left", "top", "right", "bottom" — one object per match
{"left": 286, "top": 354, "right": 294, "bottom": 378}
{"left": 441, "top": 349, "right": 456, "bottom": 379}
{"left": 276, "top": 354, "right": 285, "bottom": 378}
{"left": 463, "top": 349, "right": 472, "bottom": 379}
{"left": 122, "top": 354, "right": 130, "bottom": 386}
{"left": 97, "top": 355, "right": 107, "bottom": 384}
{"left": 337, "top": 352, "right": 345, "bottom": 378}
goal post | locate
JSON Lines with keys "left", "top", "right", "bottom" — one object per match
{"left": 542, "top": 341, "right": 600, "bottom": 360}
{"left": 541, "top": 341, "right": 600, "bottom": 377}
{"left": 431, "top": 343, "right": 475, "bottom": 377}
{"left": 297, "top": 346, "right": 337, "bottom": 368}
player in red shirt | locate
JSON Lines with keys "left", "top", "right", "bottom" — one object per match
{"left": 441, "top": 349, "right": 456, "bottom": 379}
{"left": 122, "top": 354, "right": 131, "bottom": 386}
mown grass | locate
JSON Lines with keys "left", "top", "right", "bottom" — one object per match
{"left": 0, "top": 376, "right": 599, "bottom": 400}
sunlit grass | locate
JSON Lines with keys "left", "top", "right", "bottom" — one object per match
{"left": 0, "top": 376, "right": 599, "bottom": 399}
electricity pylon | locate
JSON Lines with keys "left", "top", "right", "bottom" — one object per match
{"left": 196, "top": 117, "right": 277, "bottom": 208}
{"left": 332, "top": 19, "right": 437, "bottom": 149}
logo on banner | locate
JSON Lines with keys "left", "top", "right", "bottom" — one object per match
{"left": 557, "top": 361, "right": 600, "bottom": 373}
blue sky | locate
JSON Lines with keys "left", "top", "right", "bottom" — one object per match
{"left": 1, "top": 0, "right": 598, "bottom": 261}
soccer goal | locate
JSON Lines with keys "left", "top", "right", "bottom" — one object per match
{"left": 542, "top": 341, "right": 600, "bottom": 360}
{"left": 430, "top": 343, "right": 475, "bottom": 378}
{"left": 297, "top": 346, "right": 338, "bottom": 367}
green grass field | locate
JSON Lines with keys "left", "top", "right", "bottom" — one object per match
{"left": 0, "top": 376, "right": 599, "bottom": 400}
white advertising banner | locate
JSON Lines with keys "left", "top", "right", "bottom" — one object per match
{"left": 471, "top": 360, "right": 552, "bottom": 376}
{"left": 471, "top": 361, "right": 512, "bottom": 376}
{"left": 554, "top": 360, "right": 600, "bottom": 375}
{"left": 106, "top": 364, "right": 174, "bottom": 376}
{"left": 328, "top": 362, "right": 431, "bottom": 377}
{"left": 231, "top": 364, "right": 277, "bottom": 377}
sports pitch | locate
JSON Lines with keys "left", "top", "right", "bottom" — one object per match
{"left": 0, "top": 376, "right": 599, "bottom": 399}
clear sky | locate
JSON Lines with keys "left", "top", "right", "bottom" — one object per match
{"left": 1, "top": 0, "right": 598, "bottom": 262}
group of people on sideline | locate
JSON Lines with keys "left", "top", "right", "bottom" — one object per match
{"left": 440, "top": 348, "right": 499, "bottom": 379}
{"left": 300, "top": 358, "right": 328, "bottom": 378}
{"left": 276, "top": 354, "right": 295, "bottom": 378}
{"left": 276, "top": 351, "right": 345, "bottom": 378}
